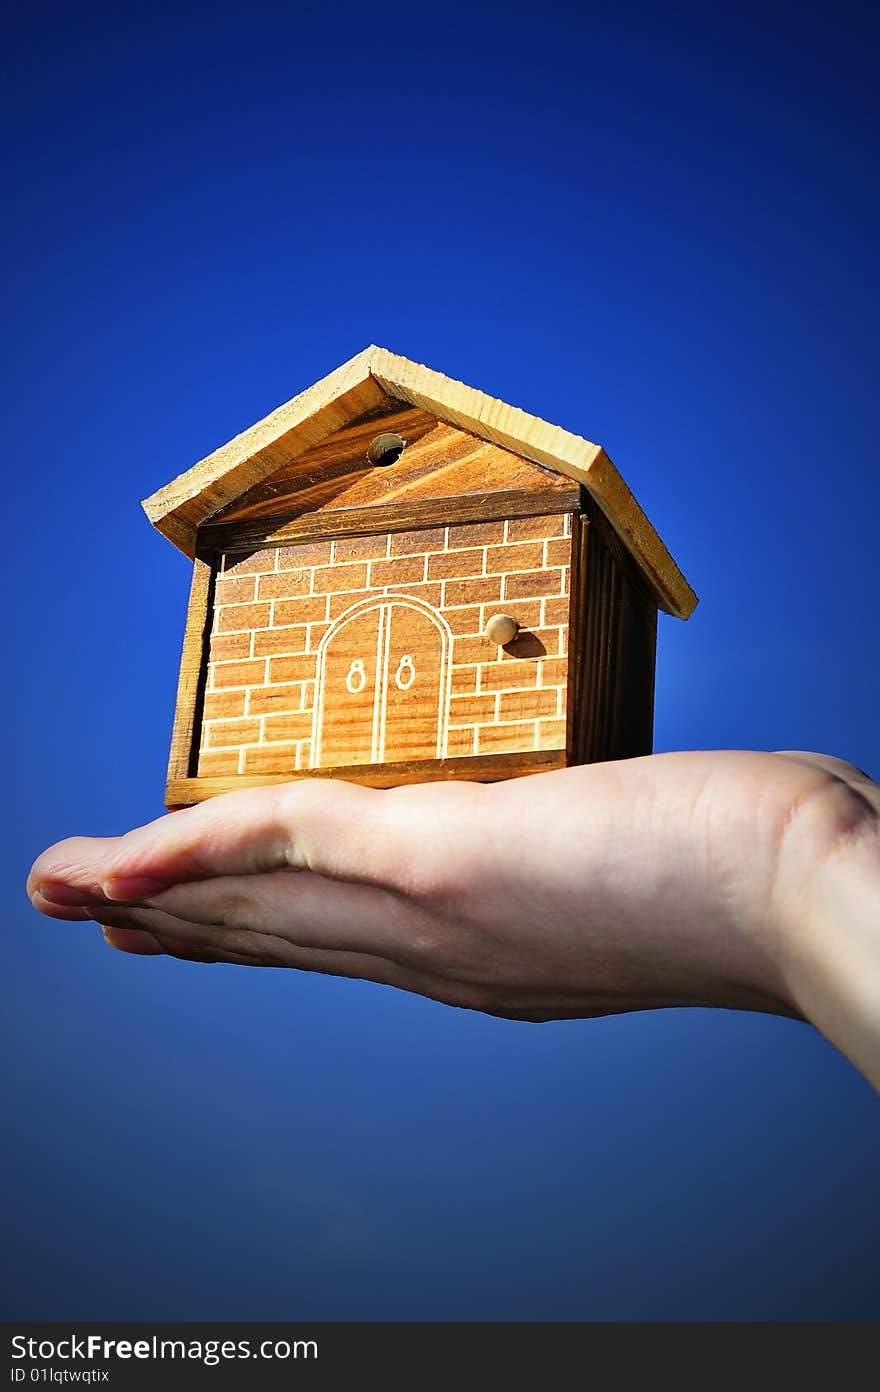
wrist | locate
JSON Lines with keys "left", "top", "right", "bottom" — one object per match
{"left": 768, "top": 779, "right": 880, "bottom": 1086}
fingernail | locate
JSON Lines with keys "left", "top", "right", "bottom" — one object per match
{"left": 37, "top": 881, "right": 107, "bottom": 908}
{"left": 102, "top": 875, "right": 169, "bottom": 902}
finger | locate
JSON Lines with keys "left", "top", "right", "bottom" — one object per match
{"left": 27, "top": 780, "right": 397, "bottom": 903}
{"left": 27, "top": 812, "right": 177, "bottom": 903}
{"left": 102, "top": 922, "right": 244, "bottom": 965}
{"left": 138, "top": 935, "right": 226, "bottom": 964}
{"left": 104, "top": 781, "right": 394, "bottom": 896}
{"left": 143, "top": 870, "right": 439, "bottom": 963}
{"left": 99, "top": 905, "right": 269, "bottom": 963}
{"left": 32, "top": 776, "right": 483, "bottom": 907}
{"left": 102, "top": 925, "right": 166, "bottom": 955}
{"left": 95, "top": 900, "right": 450, "bottom": 999}
{"left": 30, "top": 889, "right": 93, "bottom": 921}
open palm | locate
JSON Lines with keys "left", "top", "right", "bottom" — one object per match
{"left": 27, "top": 750, "right": 880, "bottom": 1089}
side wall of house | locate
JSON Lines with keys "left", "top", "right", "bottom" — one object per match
{"left": 570, "top": 498, "right": 657, "bottom": 764}
{"left": 197, "top": 514, "right": 571, "bottom": 776}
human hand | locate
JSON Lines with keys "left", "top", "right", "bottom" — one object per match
{"left": 27, "top": 751, "right": 880, "bottom": 1087}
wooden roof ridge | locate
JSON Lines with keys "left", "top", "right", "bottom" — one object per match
{"left": 142, "top": 346, "right": 697, "bottom": 619}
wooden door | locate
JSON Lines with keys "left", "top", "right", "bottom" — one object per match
{"left": 313, "top": 599, "right": 449, "bottom": 768}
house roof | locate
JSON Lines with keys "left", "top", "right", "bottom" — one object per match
{"left": 142, "top": 346, "right": 697, "bottom": 619}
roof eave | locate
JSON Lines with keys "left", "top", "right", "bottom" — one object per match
{"left": 142, "top": 346, "right": 698, "bottom": 620}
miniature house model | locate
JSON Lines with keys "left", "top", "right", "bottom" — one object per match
{"left": 143, "top": 347, "right": 697, "bottom": 809}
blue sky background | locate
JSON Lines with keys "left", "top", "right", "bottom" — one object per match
{"left": 3, "top": 1, "right": 879, "bottom": 1319}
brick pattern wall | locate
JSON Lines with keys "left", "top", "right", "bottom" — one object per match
{"left": 198, "top": 513, "right": 571, "bottom": 776}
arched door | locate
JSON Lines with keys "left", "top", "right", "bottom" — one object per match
{"left": 312, "top": 599, "right": 450, "bottom": 768}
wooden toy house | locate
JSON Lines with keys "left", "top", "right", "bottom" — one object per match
{"left": 143, "top": 347, "right": 697, "bottom": 809}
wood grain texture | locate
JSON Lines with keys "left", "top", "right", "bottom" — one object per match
{"left": 569, "top": 498, "right": 658, "bottom": 764}
{"left": 209, "top": 402, "right": 571, "bottom": 528}
{"left": 142, "top": 345, "right": 696, "bottom": 619}
{"left": 165, "top": 556, "right": 214, "bottom": 785}
{"left": 370, "top": 348, "right": 696, "bottom": 619}
{"left": 565, "top": 515, "right": 589, "bottom": 760}
{"left": 197, "top": 515, "right": 572, "bottom": 788}
{"left": 314, "top": 598, "right": 449, "bottom": 768}
{"left": 166, "top": 749, "right": 567, "bottom": 808}
{"left": 201, "top": 488, "right": 579, "bottom": 554}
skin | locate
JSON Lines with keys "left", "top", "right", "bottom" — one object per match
{"left": 26, "top": 750, "right": 880, "bottom": 1090}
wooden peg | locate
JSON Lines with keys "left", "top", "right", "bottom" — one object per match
{"left": 484, "top": 612, "right": 519, "bottom": 646}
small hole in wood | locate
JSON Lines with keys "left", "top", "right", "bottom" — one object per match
{"left": 367, "top": 432, "right": 406, "bottom": 467}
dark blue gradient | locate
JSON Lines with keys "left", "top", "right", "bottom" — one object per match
{"left": 4, "top": 0, "right": 879, "bottom": 1320}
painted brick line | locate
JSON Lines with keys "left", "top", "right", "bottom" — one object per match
{"left": 203, "top": 517, "right": 570, "bottom": 775}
